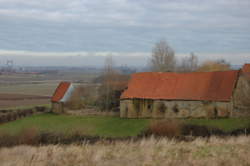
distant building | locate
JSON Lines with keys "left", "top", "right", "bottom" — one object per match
{"left": 120, "top": 64, "right": 250, "bottom": 118}
{"left": 51, "top": 82, "right": 74, "bottom": 113}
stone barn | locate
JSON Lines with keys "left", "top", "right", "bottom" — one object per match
{"left": 51, "top": 82, "right": 74, "bottom": 113}
{"left": 120, "top": 64, "right": 250, "bottom": 118}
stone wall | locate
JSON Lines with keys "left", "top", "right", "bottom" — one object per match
{"left": 231, "top": 75, "right": 250, "bottom": 117}
{"left": 51, "top": 102, "right": 64, "bottom": 113}
{"left": 120, "top": 99, "right": 231, "bottom": 118}
{"left": 66, "top": 108, "right": 119, "bottom": 117}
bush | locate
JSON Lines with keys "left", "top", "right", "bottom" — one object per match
{"left": 35, "top": 107, "right": 46, "bottom": 112}
{"left": 0, "top": 114, "right": 7, "bottom": 123}
{"left": 0, "top": 132, "right": 17, "bottom": 147}
{"left": 0, "top": 115, "right": 5, "bottom": 123}
{"left": 0, "top": 107, "right": 49, "bottom": 124}
{"left": 10, "top": 112, "right": 17, "bottom": 121}
{"left": 181, "top": 124, "right": 224, "bottom": 137}
{"left": 18, "top": 127, "right": 39, "bottom": 145}
{"left": 26, "top": 109, "right": 33, "bottom": 115}
{"left": 144, "top": 120, "right": 230, "bottom": 138}
{"left": 145, "top": 119, "right": 183, "bottom": 138}
{"left": 0, "top": 110, "right": 8, "bottom": 113}
{"left": 6, "top": 113, "right": 12, "bottom": 122}
{"left": 0, "top": 127, "right": 90, "bottom": 147}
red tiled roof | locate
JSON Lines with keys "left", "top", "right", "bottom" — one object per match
{"left": 242, "top": 64, "right": 250, "bottom": 73}
{"left": 121, "top": 70, "right": 239, "bottom": 101}
{"left": 51, "top": 82, "right": 71, "bottom": 102}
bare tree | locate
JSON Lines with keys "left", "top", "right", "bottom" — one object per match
{"left": 103, "top": 55, "right": 116, "bottom": 110}
{"left": 150, "top": 40, "right": 176, "bottom": 72}
{"left": 97, "top": 55, "right": 128, "bottom": 111}
{"left": 178, "top": 52, "right": 198, "bottom": 72}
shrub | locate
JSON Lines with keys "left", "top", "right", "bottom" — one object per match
{"left": 17, "top": 109, "right": 23, "bottom": 118}
{"left": 181, "top": 124, "right": 225, "bottom": 137}
{"left": 10, "top": 112, "right": 17, "bottom": 121}
{"left": 6, "top": 113, "right": 12, "bottom": 122}
{"left": 0, "top": 115, "right": 4, "bottom": 123}
{"left": 26, "top": 109, "right": 33, "bottom": 115}
{"left": 18, "top": 127, "right": 39, "bottom": 145}
{"left": 145, "top": 119, "right": 183, "bottom": 138}
{"left": 0, "top": 132, "right": 17, "bottom": 147}
{"left": 35, "top": 106, "right": 46, "bottom": 112}
{"left": 197, "top": 59, "right": 231, "bottom": 72}
{"left": 0, "top": 114, "right": 7, "bottom": 123}
{"left": 0, "top": 110, "right": 8, "bottom": 113}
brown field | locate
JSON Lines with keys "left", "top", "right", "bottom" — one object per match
{"left": 0, "top": 93, "right": 50, "bottom": 109}
{"left": 0, "top": 136, "right": 249, "bottom": 166}
{"left": 0, "top": 72, "right": 97, "bottom": 109}
{"left": 0, "top": 93, "right": 49, "bottom": 100}
{"left": 0, "top": 82, "right": 59, "bottom": 96}
{"left": 0, "top": 75, "right": 55, "bottom": 109}
{"left": 0, "top": 99, "right": 50, "bottom": 109}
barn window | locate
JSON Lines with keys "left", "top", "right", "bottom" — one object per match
{"left": 159, "top": 103, "right": 166, "bottom": 113}
{"left": 214, "top": 107, "right": 218, "bottom": 118}
{"left": 125, "top": 106, "right": 128, "bottom": 113}
{"left": 173, "top": 105, "right": 179, "bottom": 113}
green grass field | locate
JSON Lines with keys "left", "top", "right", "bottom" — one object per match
{"left": 0, "top": 113, "right": 149, "bottom": 137}
{"left": 0, "top": 113, "right": 250, "bottom": 137}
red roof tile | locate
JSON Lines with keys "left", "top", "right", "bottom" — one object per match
{"left": 121, "top": 70, "right": 239, "bottom": 102}
{"left": 51, "top": 82, "right": 71, "bottom": 102}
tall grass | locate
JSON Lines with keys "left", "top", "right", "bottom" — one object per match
{"left": 0, "top": 136, "right": 250, "bottom": 166}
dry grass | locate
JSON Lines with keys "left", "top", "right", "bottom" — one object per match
{"left": 0, "top": 136, "right": 250, "bottom": 166}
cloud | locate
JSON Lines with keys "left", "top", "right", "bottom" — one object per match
{"left": 0, "top": 49, "right": 249, "bottom": 67}
{"left": 0, "top": 0, "right": 249, "bottom": 56}
{"left": 0, "top": 0, "right": 249, "bottom": 27}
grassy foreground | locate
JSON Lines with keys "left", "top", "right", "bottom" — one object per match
{"left": 0, "top": 113, "right": 149, "bottom": 137}
{"left": 0, "top": 113, "right": 250, "bottom": 137}
{"left": 0, "top": 136, "right": 250, "bottom": 166}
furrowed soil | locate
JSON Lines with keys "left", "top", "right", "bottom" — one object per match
{"left": 0, "top": 93, "right": 50, "bottom": 109}
{"left": 0, "top": 72, "right": 98, "bottom": 109}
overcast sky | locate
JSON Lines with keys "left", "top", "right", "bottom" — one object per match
{"left": 0, "top": 0, "right": 249, "bottom": 66}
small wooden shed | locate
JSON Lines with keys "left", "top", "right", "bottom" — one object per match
{"left": 51, "top": 82, "right": 74, "bottom": 113}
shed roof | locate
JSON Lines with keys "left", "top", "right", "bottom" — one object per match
{"left": 51, "top": 82, "right": 71, "bottom": 102}
{"left": 121, "top": 70, "right": 239, "bottom": 102}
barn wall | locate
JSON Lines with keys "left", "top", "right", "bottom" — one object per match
{"left": 51, "top": 102, "right": 64, "bottom": 113}
{"left": 231, "top": 75, "right": 250, "bottom": 117}
{"left": 120, "top": 99, "right": 231, "bottom": 118}
{"left": 120, "top": 99, "right": 153, "bottom": 118}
